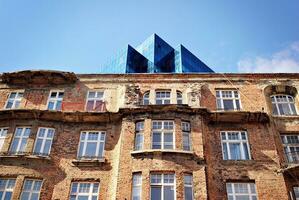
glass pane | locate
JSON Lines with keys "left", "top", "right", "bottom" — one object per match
{"left": 164, "top": 133, "right": 173, "bottom": 149}
{"left": 151, "top": 187, "right": 161, "bottom": 200}
{"left": 50, "top": 92, "right": 57, "bottom": 98}
{"left": 223, "top": 100, "right": 234, "bottom": 110}
{"left": 152, "top": 133, "right": 161, "bottom": 149}
{"left": 243, "top": 143, "right": 250, "bottom": 160}
{"left": 38, "top": 128, "right": 46, "bottom": 137}
{"left": 272, "top": 103, "right": 278, "bottom": 115}
{"left": 164, "top": 186, "right": 174, "bottom": 200}
{"left": 86, "top": 100, "right": 94, "bottom": 111}
{"left": 98, "top": 143, "right": 104, "bottom": 157}
{"left": 229, "top": 143, "right": 241, "bottom": 160}
{"left": 85, "top": 142, "right": 97, "bottom": 157}
{"left": 58, "top": 92, "right": 64, "bottom": 98}
{"left": 47, "top": 129, "right": 54, "bottom": 138}
{"left": 20, "top": 192, "right": 30, "bottom": 200}
{"left": 34, "top": 139, "right": 43, "bottom": 153}
{"left": 6, "top": 100, "right": 13, "bottom": 109}
{"left": 290, "top": 103, "right": 297, "bottom": 115}
{"left": 78, "top": 142, "right": 84, "bottom": 157}
{"left": 43, "top": 140, "right": 52, "bottom": 155}
{"left": 48, "top": 101, "right": 54, "bottom": 110}
{"left": 156, "top": 100, "right": 163, "bottom": 105}
{"left": 14, "top": 101, "right": 20, "bottom": 108}
{"left": 184, "top": 187, "right": 193, "bottom": 200}
{"left": 24, "top": 128, "right": 31, "bottom": 136}
{"left": 222, "top": 143, "right": 228, "bottom": 160}
{"left": 9, "top": 92, "right": 16, "bottom": 98}
{"left": 19, "top": 138, "right": 28, "bottom": 152}
{"left": 88, "top": 92, "right": 96, "bottom": 98}
{"left": 10, "top": 138, "right": 19, "bottom": 152}
{"left": 235, "top": 100, "right": 240, "bottom": 110}
{"left": 30, "top": 193, "right": 39, "bottom": 200}
{"left": 56, "top": 101, "right": 62, "bottom": 110}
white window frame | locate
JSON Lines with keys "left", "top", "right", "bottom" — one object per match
{"left": 5, "top": 91, "right": 23, "bottom": 109}
{"left": 132, "top": 173, "right": 142, "bottom": 200}
{"left": 216, "top": 90, "right": 242, "bottom": 111}
{"left": 47, "top": 90, "right": 64, "bottom": 111}
{"left": 150, "top": 173, "right": 176, "bottom": 200}
{"left": 85, "top": 90, "right": 105, "bottom": 111}
{"left": 184, "top": 174, "right": 194, "bottom": 200}
{"left": 33, "top": 127, "right": 55, "bottom": 156}
{"left": 281, "top": 135, "right": 299, "bottom": 163}
{"left": 0, "top": 178, "right": 16, "bottom": 200}
{"left": 0, "top": 127, "right": 8, "bottom": 151}
{"left": 182, "top": 122, "right": 191, "bottom": 151}
{"left": 143, "top": 91, "right": 150, "bottom": 105}
{"left": 271, "top": 95, "right": 297, "bottom": 116}
{"left": 69, "top": 182, "right": 99, "bottom": 200}
{"left": 221, "top": 131, "right": 251, "bottom": 160}
{"left": 20, "top": 179, "right": 43, "bottom": 200}
{"left": 77, "top": 131, "right": 106, "bottom": 159}
{"left": 152, "top": 120, "right": 175, "bottom": 150}
{"left": 10, "top": 127, "right": 31, "bottom": 154}
{"left": 134, "top": 122, "right": 144, "bottom": 151}
{"left": 155, "top": 90, "right": 171, "bottom": 105}
{"left": 177, "top": 91, "right": 183, "bottom": 104}
{"left": 226, "top": 182, "right": 258, "bottom": 200}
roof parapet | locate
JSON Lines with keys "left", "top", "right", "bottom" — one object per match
{"left": 1, "top": 70, "right": 78, "bottom": 86}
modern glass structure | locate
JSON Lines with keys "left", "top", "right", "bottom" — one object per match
{"left": 100, "top": 34, "right": 214, "bottom": 73}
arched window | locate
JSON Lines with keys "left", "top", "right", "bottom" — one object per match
{"left": 271, "top": 95, "right": 297, "bottom": 116}
{"left": 143, "top": 91, "right": 150, "bottom": 105}
{"left": 177, "top": 91, "right": 183, "bottom": 104}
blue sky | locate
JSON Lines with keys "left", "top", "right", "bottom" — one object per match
{"left": 0, "top": 0, "right": 299, "bottom": 73}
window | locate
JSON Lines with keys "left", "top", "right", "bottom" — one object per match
{"left": 10, "top": 127, "right": 31, "bottom": 154}
{"left": 0, "top": 128, "right": 8, "bottom": 151}
{"left": 5, "top": 91, "right": 23, "bottom": 109}
{"left": 86, "top": 91, "right": 105, "bottom": 112}
{"left": 33, "top": 128, "right": 55, "bottom": 156}
{"left": 293, "top": 187, "right": 299, "bottom": 200}
{"left": 216, "top": 90, "right": 241, "bottom": 111}
{"left": 177, "top": 91, "right": 183, "bottom": 104}
{"left": 221, "top": 131, "right": 251, "bottom": 160}
{"left": 134, "top": 122, "right": 144, "bottom": 151}
{"left": 271, "top": 95, "right": 297, "bottom": 116}
{"left": 281, "top": 135, "right": 299, "bottom": 163}
{"left": 20, "top": 179, "right": 42, "bottom": 200}
{"left": 182, "top": 122, "right": 191, "bottom": 151}
{"left": 70, "top": 182, "right": 99, "bottom": 200}
{"left": 184, "top": 175, "right": 193, "bottom": 200}
{"left": 132, "top": 173, "right": 142, "bottom": 200}
{"left": 47, "top": 91, "right": 64, "bottom": 111}
{"left": 0, "top": 178, "right": 16, "bottom": 200}
{"left": 78, "top": 131, "right": 106, "bottom": 159}
{"left": 226, "top": 182, "right": 257, "bottom": 200}
{"left": 143, "top": 92, "right": 150, "bottom": 105}
{"left": 152, "top": 121, "right": 174, "bottom": 149}
{"left": 155, "top": 91, "right": 171, "bottom": 105}
{"left": 150, "top": 173, "right": 175, "bottom": 200}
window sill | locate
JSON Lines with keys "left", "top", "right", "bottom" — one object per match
{"left": 131, "top": 149, "right": 194, "bottom": 155}
{"left": 221, "top": 159, "right": 255, "bottom": 165}
{"left": 272, "top": 115, "right": 299, "bottom": 119}
{"left": 72, "top": 158, "right": 106, "bottom": 166}
{"left": 0, "top": 153, "right": 51, "bottom": 161}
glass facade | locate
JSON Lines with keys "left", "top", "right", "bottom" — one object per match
{"left": 101, "top": 34, "right": 214, "bottom": 74}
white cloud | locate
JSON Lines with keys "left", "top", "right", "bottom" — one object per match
{"left": 237, "top": 42, "right": 299, "bottom": 73}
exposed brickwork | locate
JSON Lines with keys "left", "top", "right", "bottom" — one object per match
{"left": 0, "top": 71, "right": 298, "bottom": 199}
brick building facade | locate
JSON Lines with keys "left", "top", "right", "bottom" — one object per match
{"left": 0, "top": 70, "right": 298, "bottom": 200}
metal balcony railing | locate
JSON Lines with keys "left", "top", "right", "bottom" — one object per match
{"left": 285, "top": 151, "right": 299, "bottom": 164}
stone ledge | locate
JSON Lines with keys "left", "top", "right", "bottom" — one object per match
{"left": 72, "top": 158, "right": 106, "bottom": 167}
{"left": 131, "top": 149, "right": 194, "bottom": 155}
{"left": 0, "top": 153, "right": 51, "bottom": 161}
